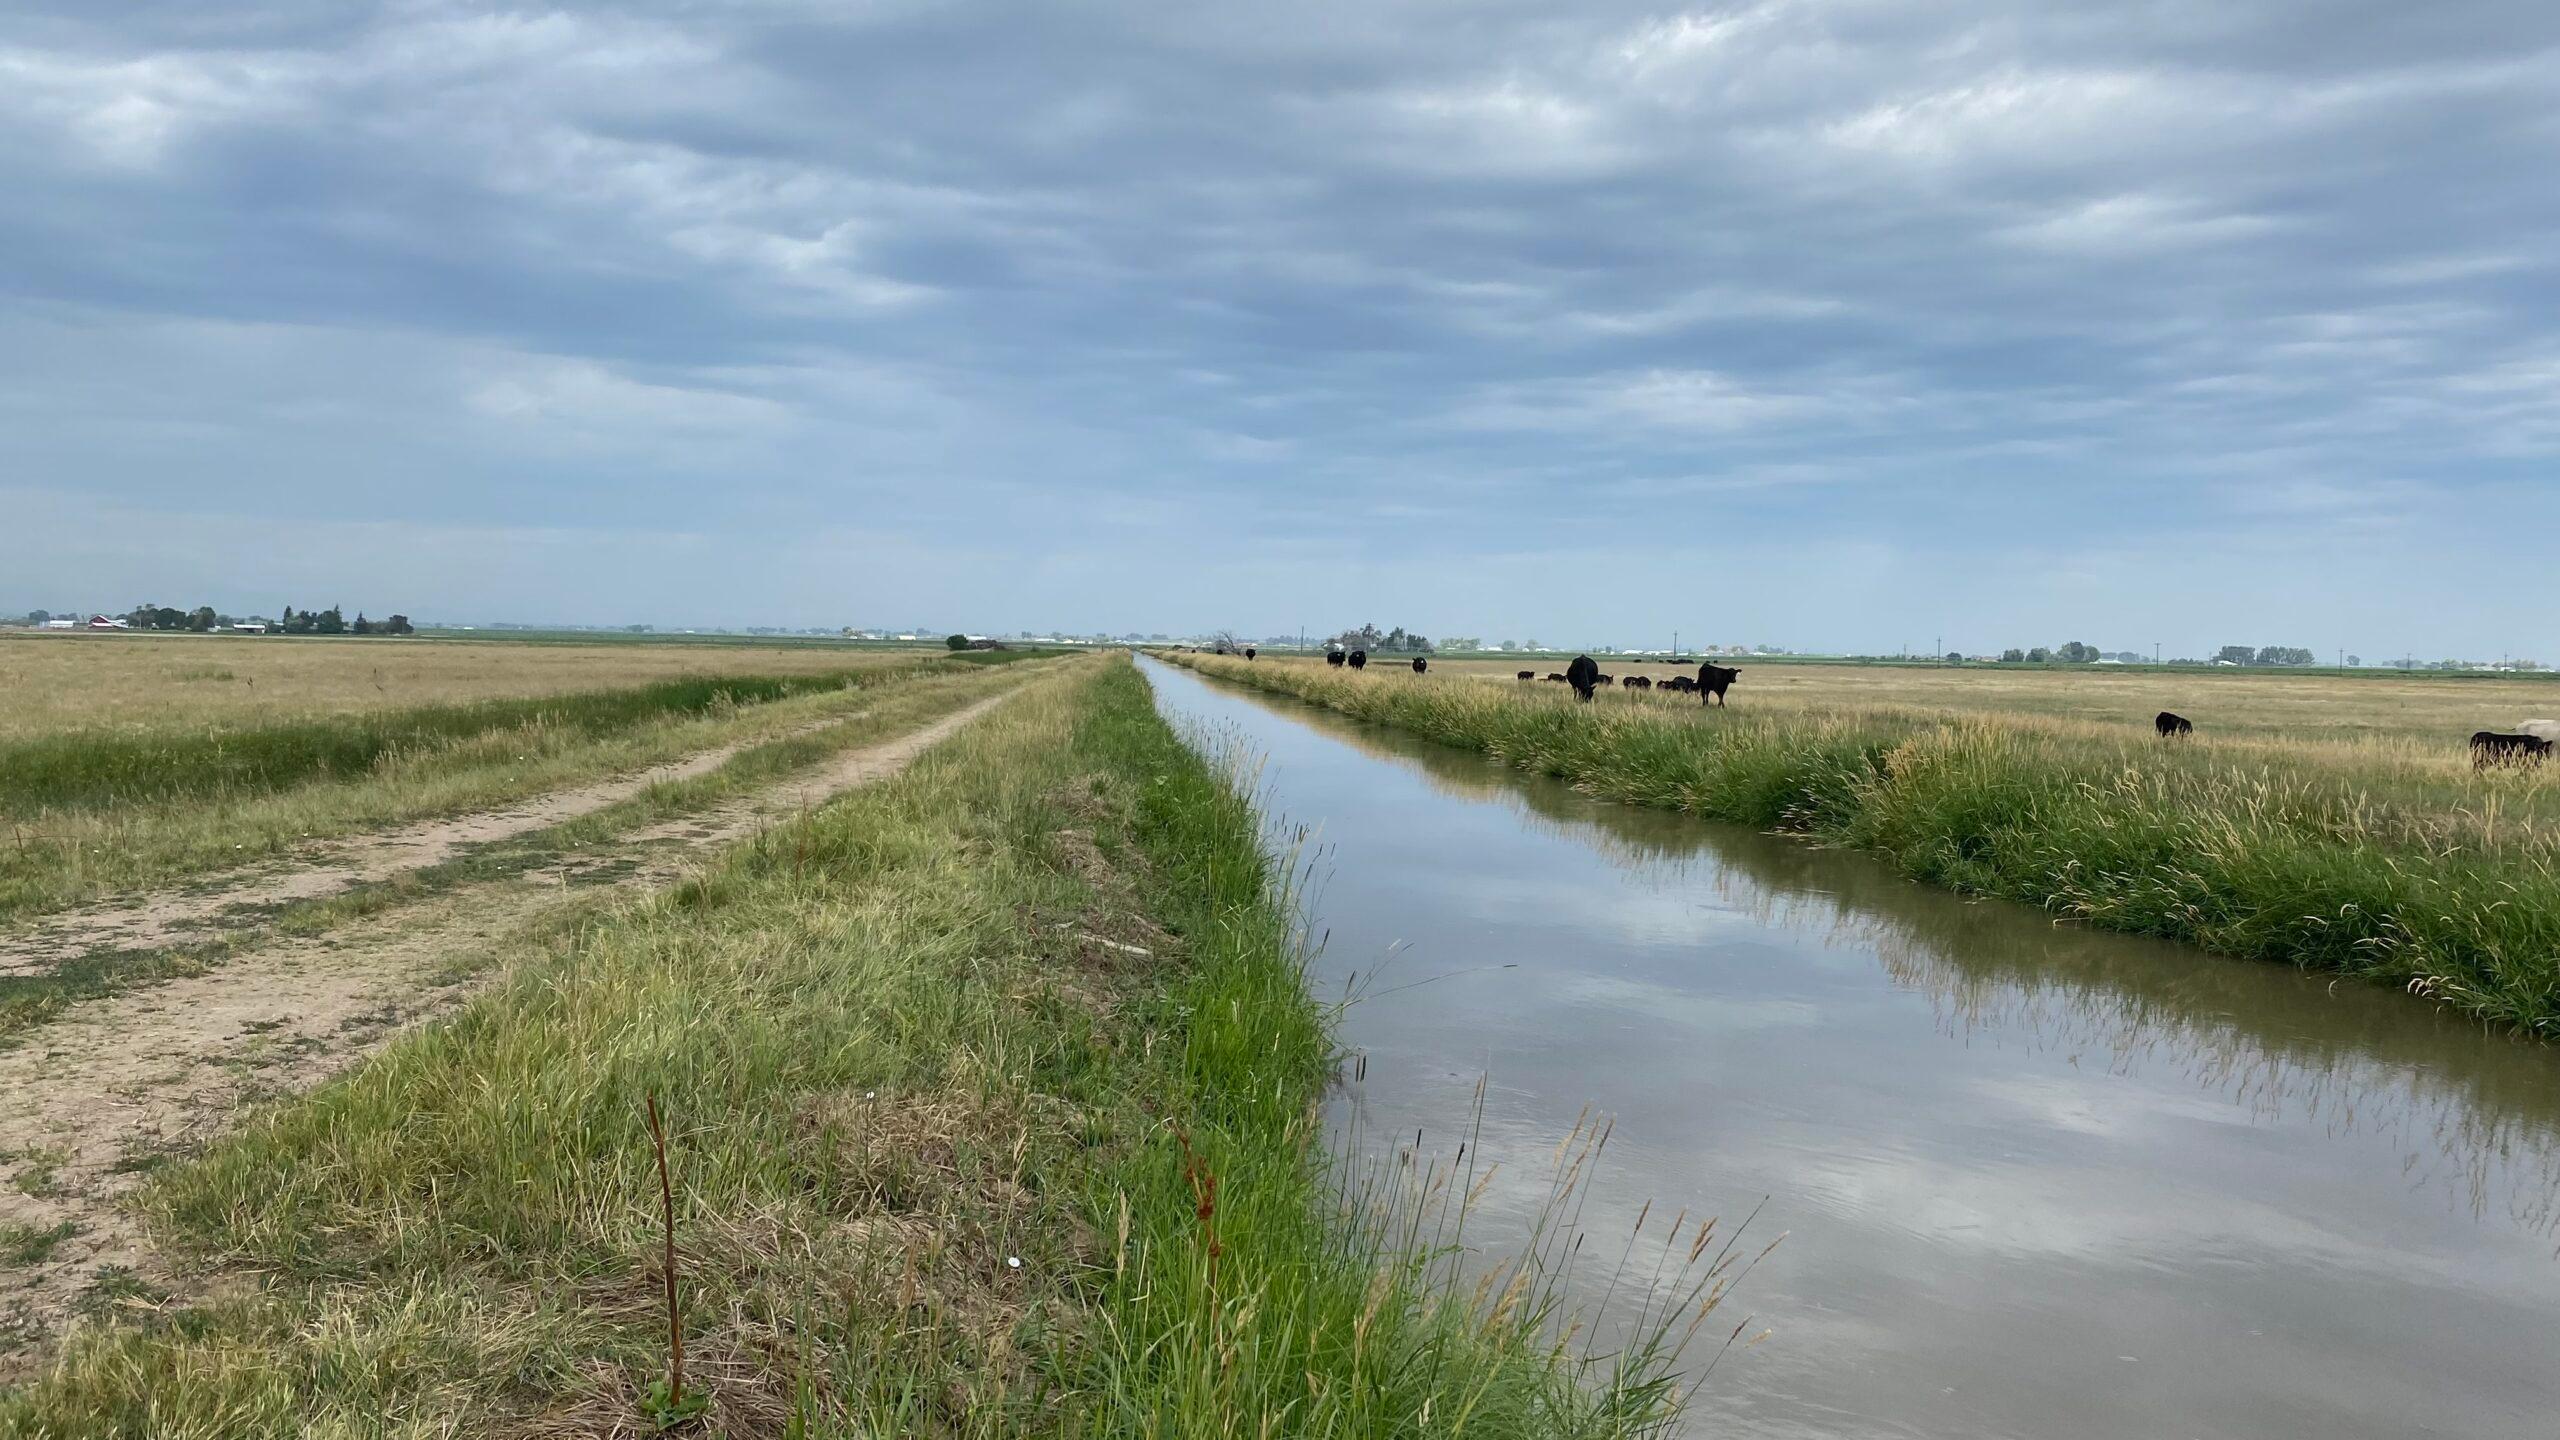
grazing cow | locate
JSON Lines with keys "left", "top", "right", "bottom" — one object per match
{"left": 1566, "top": 654, "right": 1600, "bottom": 702}
{"left": 1696, "top": 663, "right": 1739, "bottom": 707}
{"left": 1594, "top": 673, "right": 1613, "bottom": 686}
{"left": 1621, "top": 675, "right": 1651, "bottom": 690}
{"left": 2520, "top": 719, "right": 2560, "bottom": 745}
{"left": 2156, "top": 711, "right": 2193, "bottom": 738}
{"left": 2471, "top": 731, "right": 2553, "bottom": 768}
{"left": 1244, "top": 646, "right": 1256, "bottom": 660}
{"left": 1411, "top": 656, "right": 1428, "bottom": 674}
{"left": 1326, "top": 650, "right": 1346, "bottom": 667}
{"left": 1349, "top": 649, "right": 1367, "bottom": 669}
{"left": 1517, "top": 669, "right": 1537, "bottom": 681}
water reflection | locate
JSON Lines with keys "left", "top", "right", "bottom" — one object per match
{"left": 1252, "top": 673, "right": 2560, "bottom": 1238}
{"left": 1139, "top": 658, "right": 2560, "bottom": 1440}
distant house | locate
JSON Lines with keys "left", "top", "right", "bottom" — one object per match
{"left": 230, "top": 622, "right": 269, "bottom": 634}
{"left": 967, "top": 638, "right": 1003, "bottom": 651}
{"left": 87, "top": 615, "right": 128, "bottom": 629}
{"left": 42, "top": 618, "right": 76, "bottom": 629}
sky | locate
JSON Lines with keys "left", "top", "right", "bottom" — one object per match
{"left": 3, "top": 1, "right": 2555, "bottom": 656}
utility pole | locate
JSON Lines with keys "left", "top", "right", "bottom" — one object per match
{"left": 2154, "top": 642, "right": 2161, "bottom": 666}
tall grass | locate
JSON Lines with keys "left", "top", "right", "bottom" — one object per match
{"left": 0, "top": 667, "right": 951, "bottom": 817}
{"left": 1167, "top": 654, "right": 2560, "bottom": 1037}
{"left": 1, "top": 658, "right": 1720, "bottom": 1435}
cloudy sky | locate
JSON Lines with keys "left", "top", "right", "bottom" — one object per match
{"left": 4, "top": 2, "right": 2554, "bottom": 653}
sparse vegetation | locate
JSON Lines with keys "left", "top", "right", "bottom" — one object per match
{"left": 1167, "top": 652, "right": 2560, "bottom": 1035}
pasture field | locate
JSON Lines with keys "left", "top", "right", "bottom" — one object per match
{"left": 0, "top": 656, "right": 1711, "bottom": 1436}
{"left": 0, "top": 631, "right": 952, "bottom": 741}
{"left": 1167, "top": 653, "right": 2560, "bottom": 1035}
{"left": 1424, "top": 654, "right": 2560, "bottom": 747}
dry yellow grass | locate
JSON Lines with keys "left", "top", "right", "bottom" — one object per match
{"left": 1423, "top": 655, "right": 2560, "bottom": 747}
{"left": 0, "top": 633, "right": 942, "bottom": 740}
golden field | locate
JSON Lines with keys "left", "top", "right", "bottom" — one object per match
{"left": 0, "top": 631, "right": 944, "bottom": 740}
{"left": 1414, "top": 654, "right": 2560, "bottom": 748}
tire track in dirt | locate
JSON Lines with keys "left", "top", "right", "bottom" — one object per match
{"left": 0, "top": 712, "right": 863, "bottom": 978}
{"left": 0, "top": 688, "right": 1020, "bottom": 1370}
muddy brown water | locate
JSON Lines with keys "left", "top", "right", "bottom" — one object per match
{"left": 1138, "top": 657, "right": 2560, "bottom": 1440}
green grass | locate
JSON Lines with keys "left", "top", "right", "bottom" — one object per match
{"left": 1166, "top": 654, "right": 2560, "bottom": 1037}
{"left": 0, "top": 669, "right": 941, "bottom": 817}
{"left": 0, "top": 657, "right": 1712, "bottom": 1437}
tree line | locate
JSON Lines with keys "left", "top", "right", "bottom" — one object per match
{"left": 16, "top": 604, "right": 416, "bottom": 635}
{"left": 1329, "top": 623, "right": 1433, "bottom": 653}
{"left": 1989, "top": 643, "right": 2334, "bottom": 666}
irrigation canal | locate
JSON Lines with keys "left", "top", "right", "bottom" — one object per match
{"left": 1139, "top": 655, "right": 2559, "bottom": 1440}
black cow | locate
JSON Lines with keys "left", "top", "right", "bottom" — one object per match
{"left": 2471, "top": 731, "right": 2552, "bottom": 768}
{"left": 1697, "top": 663, "right": 1739, "bottom": 707}
{"left": 1348, "top": 649, "right": 1367, "bottom": 669}
{"left": 1244, "top": 646, "right": 1256, "bottom": 661}
{"left": 1566, "top": 654, "right": 1600, "bottom": 701}
{"left": 1545, "top": 673, "right": 1566, "bottom": 682}
{"left": 1411, "top": 656, "right": 1428, "bottom": 674}
{"left": 1662, "top": 675, "right": 1695, "bottom": 693}
{"left": 1517, "top": 669, "right": 1537, "bottom": 681}
{"left": 1622, "top": 675, "right": 1651, "bottom": 690}
{"left": 1326, "top": 650, "right": 1346, "bottom": 667}
{"left": 2156, "top": 711, "right": 2193, "bottom": 738}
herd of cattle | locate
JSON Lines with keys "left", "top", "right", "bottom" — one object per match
{"left": 1237, "top": 649, "right": 2558, "bottom": 767}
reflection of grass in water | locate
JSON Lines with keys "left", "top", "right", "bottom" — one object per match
{"left": 1166, "top": 657, "right": 2560, "bottom": 1235}
{"left": 1168, "top": 654, "right": 2560, "bottom": 1038}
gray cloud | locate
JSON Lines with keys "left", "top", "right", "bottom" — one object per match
{"left": 4, "top": 0, "right": 2556, "bottom": 651}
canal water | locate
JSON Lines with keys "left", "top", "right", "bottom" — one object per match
{"left": 1137, "top": 656, "right": 2560, "bottom": 1440}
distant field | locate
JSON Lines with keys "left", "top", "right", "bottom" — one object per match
{"left": 0, "top": 632, "right": 951, "bottom": 741}
{"left": 1414, "top": 655, "right": 2560, "bottom": 747}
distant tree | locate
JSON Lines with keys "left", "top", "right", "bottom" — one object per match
{"left": 352, "top": 612, "right": 373, "bottom": 635}
{"left": 23, "top": 610, "right": 49, "bottom": 626}
{"left": 2001, "top": 647, "right": 2025, "bottom": 663}
{"left": 2054, "top": 640, "right": 2096, "bottom": 663}
{"left": 2027, "top": 646, "right": 2053, "bottom": 663}
{"left": 187, "top": 606, "right": 217, "bottom": 632}
{"left": 1208, "top": 629, "right": 1241, "bottom": 655}
{"left": 315, "top": 605, "right": 346, "bottom": 635}
{"left": 2255, "top": 645, "right": 2316, "bottom": 667}
{"left": 382, "top": 614, "right": 414, "bottom": 635}
{"left": 2214, "top": 645, "right": 2256, "bottom": 666}
{"left": 946, "top": 634, "right": 970, "bottom": 651}
{"left": 2346, "top": 654, "right": 2362, "bottom": 667}
{"left": 1946, "top": 652, "right": 1964, "bottom": 665}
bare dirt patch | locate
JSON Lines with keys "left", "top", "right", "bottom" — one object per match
{"left": 0, "top": 689, "right": 1021, "bottom": 1373}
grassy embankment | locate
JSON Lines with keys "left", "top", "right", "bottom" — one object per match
{"left": 0, "top": 653, "right": 1050, "bottom": 922}
{"left": 0, "top": 657, "right": 1721, "bottom": 1436}
{"left": 1166, "top": 654, "right": 2560, "bottom": 1036}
